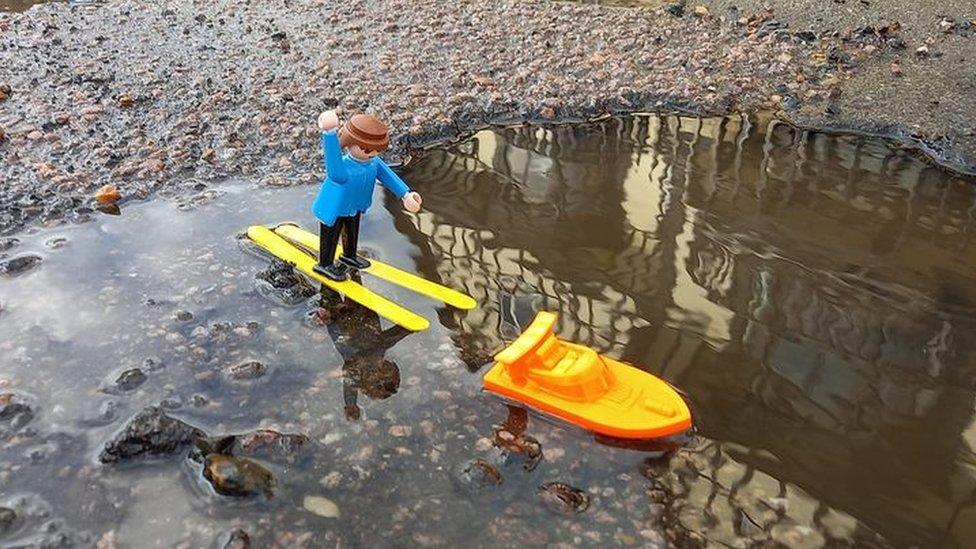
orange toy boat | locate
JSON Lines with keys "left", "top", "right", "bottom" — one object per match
{"left": 483, "top": 312, "right": 692, "bottom": 439}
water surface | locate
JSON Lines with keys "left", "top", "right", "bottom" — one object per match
{"left": 1, "top": 113, "right": 975, "bottom": 547}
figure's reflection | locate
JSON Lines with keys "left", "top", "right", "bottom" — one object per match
{"left": 317, "top": 280, "right": 409, "bottom": 420}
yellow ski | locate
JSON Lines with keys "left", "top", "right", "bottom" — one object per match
{"left": 245, "top": 225, "right": 429, "bottom": 332}
{"left": 272, "top": 223, "right": 477, "bottom": 311}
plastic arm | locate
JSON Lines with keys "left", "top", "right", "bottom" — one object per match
{"left": 376, "top": 160, "right": 410, "bottom": 198}
{"left": 321, "top": 130, "right": 347, "bottom": 183}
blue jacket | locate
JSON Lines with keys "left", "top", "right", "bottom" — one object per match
{"left": 311, "top": 130, "right": 411, "bottom": 226}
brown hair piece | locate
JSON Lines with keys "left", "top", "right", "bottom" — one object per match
{"left": 339, "top": 113, "right": 390, "bottom": 153}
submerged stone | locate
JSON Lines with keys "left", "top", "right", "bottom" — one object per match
{"left": 232, "top": 429, "right": 309, "bottom": 458}
{"left": 104, "top": 368, "right": 148, "bottom": 393}
{"left": 220, "top": 528, "right": 251, "bottom": 549}
{"left": 225, "top": 361, "right": 267, "bottom": 381}
{"left": 0, "top": 254, "right": 42, "bottom": 277}
{"left": 0, "top": 506, "right": 16, "bottom": 535}
{"left": 453, "top": 458, "right": 503, "bottom": 493}
{"left": 99, "top": 406, "right": 205, "bottom": 463}
{"left": 491, "top": 430, "right": 543, "bottom": 472}
{"left": 538, "top": 482, "right": 590, "bottom": 515}
{"left": 194, "top": 429, "right": 310, "bottom": 463}
{"left": 255, "top": 259, "right": 316, "bottom": 305}
{"left": 303, "top": 495, "right": 340, "bottom": 518}
{"left": 203, "top": 454, "right": 275, "bottom": 498}
{"left": 0, "top": 391, "right": 35, "bottom": 438}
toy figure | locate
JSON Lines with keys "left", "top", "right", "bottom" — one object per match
{"left": 313, "top": 110, "right": 423, "bottom": 281}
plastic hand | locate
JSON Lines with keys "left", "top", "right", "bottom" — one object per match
{"left": 402, "top": 192, "right": 422, "bottom": 213}
{"left": 318, "top": 110, "right": 340, "bottom": 132}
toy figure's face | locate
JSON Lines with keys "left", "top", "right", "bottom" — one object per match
{"left": 347, "top": 144, "right": 380, "bottom": 161}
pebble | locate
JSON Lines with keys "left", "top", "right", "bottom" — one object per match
{"left": 221, "top": 529, "right": 250, "bottom": 549}
{"left": 203, "top": 454, "right": 275, "bottom": 497}
{"left": 453, "top": 458, "right": 503, "bottom": 492}
{"left": 95, "top": 185, "right": 120, "bottom": 204}
{"left": 108, "top": 368, "right": 148, "bottom": 392}
{"left": 388, "top": 425, "right": 412, "bottom": 437}
{"left": 319, "top": 471, "right": 343, "bottom": 489}
{"left": 225, "top": 361, "right": 267, "bottom": 381}
{"left": 0, "top": 254, "right": 42, "bottom": 277}
{"left": 538, "top": 482, "right": 590, "bottom": 515}
{"left": 0, "top": 507, "right": 16, "bottom": 534}
{"left": 303, "top": 495, "right": 340, "bottom": 518}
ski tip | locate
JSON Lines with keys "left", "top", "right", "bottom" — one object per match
{"left": 402, "top": 316, "right": 431, "bottom": 332}
{"left": 245, "top": 224, "right": 271, "bottom": 239}
{"left": 453, "top": 295, "right": 478, "bottom": 310}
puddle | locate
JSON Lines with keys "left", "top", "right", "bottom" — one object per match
{"left": 1, "top": 113, "right": 975, "bottom": 547}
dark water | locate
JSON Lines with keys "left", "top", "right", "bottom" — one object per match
{"left": 1, "top": 114, "right": 975, "bottom": 547}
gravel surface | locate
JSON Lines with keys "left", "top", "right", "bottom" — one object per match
{"left": 702, "top": 0, "right": 976, "bottom": 177}
{"left": 0, "top": 0, "right": 970, "bottom": 235}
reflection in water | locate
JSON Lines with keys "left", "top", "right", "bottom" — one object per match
{"left": 397, "top": 113, "right": 976, "bottom": 547}
{"left": 318, "top": 284, "right": 408, "bottom": 421}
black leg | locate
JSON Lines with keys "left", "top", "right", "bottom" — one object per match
{"left": 339, "top": 214, "right": 371, "bottom": 269}
{"left": 313, "top": 221, "right": 348, "bottom": 281}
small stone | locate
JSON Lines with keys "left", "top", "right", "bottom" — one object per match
{"left": 303, "top": 495, "right": 340, "bottom": 518}
{"left": 174, "top": 310, "right": 193, "bottom": 322}
{"left": 0, "top": 507, "right": 16, "bottom": 534}
{"left": 95, "top": 184, "right": 121, "bottom": 204}
{"left": 453, "top": 458, "right": 503, "bottom": 492}
{"left": 118, "top": 94, "right": 134, "bottom": 108}
{"left": 915, "top": 45, "right": 929, "bottom": 57}
{"left": 0, "top": 393, "right": 32, "bottom": 429}
{"left": 230, "top": 428, "right": 310, "bottom": 458}
{"left": 0, "top": 255, "right": 42, "bottom": 277}
{"left": 225, "top": 361, "right": 267, "bottom": 381}
{"left": 538, "top": 482, "right": 590, "bottom": 515}
{"left": 108, "top": 368, "right": 148, "bottom": 392}
{"left": 99, "top": 406, "right": 205, "bottom": 463}
{"left": 0, "top": 84, "right": 9, "bottom": 102}
{"left": 890, "top": 61, "right": 903, "bottom": 77}
{"left": 665, "top": 3, "right": 685, "bottom": 17}
{"left": 45, "top": 237, "right": 68, "bottom": 249}
{"left": 388, "top": 425, "right": 412, "bottom": 437}
{"left": 221, "top": 529, "right": 250, "bottom": 549}
{"left": 694, "top": 5, "right": 709, "bottom": 17}
{"left": 204, "top": 454, "right": 275, "bottom": 497}
{"left": 95, "top": 530, "right": 117, "bottom": 549}
{"left": 319, "top": 471, "right": 343, "bottom": 489}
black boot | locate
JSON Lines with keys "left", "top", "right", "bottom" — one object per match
{"left": 339, "top": 214, "right": 371, "bottom": 270}
{"left": 313, "top": 261, "right": 349, "bottom": 282}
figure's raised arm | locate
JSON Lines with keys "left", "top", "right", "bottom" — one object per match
{"left": 318, "top": 111, "right": 347, "bottom": 183}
